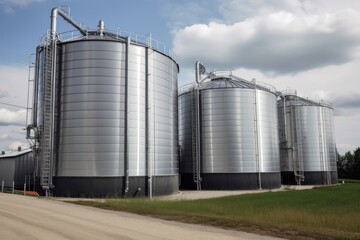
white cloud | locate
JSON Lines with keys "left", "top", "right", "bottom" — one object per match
{"left": 8, "top": 140, "right": 28, "bottom": 151}
{"left": 160, "top": 0, "right": 222, "bottom": 31}
{"left": 0, "top": 133, "right": 9, "bottom": 139}
{"left": 173, "top": 9, "right": 360, "bottom": 74}
{"left": 0, "top": 108, "right": 26, "bottom": 126}
{"left": 217, "top": 0, "right": 303, "bottom": 23}
{"left": 0, "top": 89, "right": 9, "bottom": 98}
{"left": 0, "top": 65, "right": 28, "bottom": 107}
{"left": 216, "top": 0, "right": 360, "bottom": 23}
{"left": 0, "top": 125, "right": 27, "bottom": 153}
{"left": 0, "top": 64, "right": 32, "bottom": 153}
{"left": 334, "top": 112, "right": 360, "bottom": 154}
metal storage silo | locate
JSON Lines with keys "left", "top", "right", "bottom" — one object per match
{"left": 179, "top": 63, "right": 281, "bottom": 190}
{"left": 26, "top": 8, "right": 179, "bottom": 197}
{"left": 278, "top": 91, "right": 338, "bottom": 185}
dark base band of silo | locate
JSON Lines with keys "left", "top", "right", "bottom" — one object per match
{"left": 52, "top": 175, "right": 178, "bottom": 198}
{"left": 281, "top": 171, "right": 338, "bottom": 185}
{"left": 180, "top": 173, "right": 281, "bottom": 190}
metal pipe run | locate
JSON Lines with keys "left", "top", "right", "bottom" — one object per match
{"left": 124, "top": 37, "right": 130, "bottom": 196}
{"left": 194, "top": 61, "right": 206, "bottom": 190}
{"left": 50, "top": 7, "right": 87, "bottom": 40}
{"left": 281, "top": 94, "right": 288, "bottom": 143}
{"left": 195, "top": 61, "right": 206, "bottom": 84}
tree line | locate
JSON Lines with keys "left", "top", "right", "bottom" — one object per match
{"left": 337, "top": 147, "right": 360, "bottom": 180}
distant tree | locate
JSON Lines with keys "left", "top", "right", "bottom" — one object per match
{"left": 337, "top": 147, "right": 360, "bottom": 180}
{"left": 351, "top": 148, "right": 360, "bottom": 179}
{"left": 337, "top": 152, "right": 347, "bottom": 179}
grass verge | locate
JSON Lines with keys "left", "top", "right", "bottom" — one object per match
{"left": 70, "top": 183, "right": 360, "bottom": 240}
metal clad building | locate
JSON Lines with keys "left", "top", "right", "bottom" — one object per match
{"left": 278, "top": 93, "right": 338, "bottom": 185}
{"left": 179, "top": 73, "right": 281, "bottom": 190}
{"left": 0, "top": 149, "right": 34, "bottom": 189}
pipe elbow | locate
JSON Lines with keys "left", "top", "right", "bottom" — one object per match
{"left": 51, "top": 7, "right": 59, "bottom": 16}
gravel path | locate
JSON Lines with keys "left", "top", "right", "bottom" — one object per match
{"left": 0, "top": 193, "right": 284, "bottom": 240}
{"left": 159, "top": 185, "right": 315, "bottom": 200}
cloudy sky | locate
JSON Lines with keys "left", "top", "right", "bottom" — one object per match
{"left": 0, "top": 0, "right": 359, "bottom": 154}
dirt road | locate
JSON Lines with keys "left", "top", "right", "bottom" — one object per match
{"left": 0, "top": 193, "right": 283, "bottom": 240}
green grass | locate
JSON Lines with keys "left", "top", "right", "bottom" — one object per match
{"left": 71, "top": 183, "right": 360, "bottom": 240}
{"left": 339, "top": 179, "right": 360, "bottom": 184}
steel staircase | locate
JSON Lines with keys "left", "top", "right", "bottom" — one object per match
{"left": 40, "top": 36, "right": 55, "bottom": 197}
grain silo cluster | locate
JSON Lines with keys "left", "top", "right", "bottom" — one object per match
{"left": 178, "top": 63, "right": 337, "bottom": 190}
{"left": 2, "top": 7, "right": 337, "bottom": 197}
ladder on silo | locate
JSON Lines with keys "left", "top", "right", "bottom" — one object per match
{"left": 192, "top": 88, "right": 202, "bottom": 190}
{"left": 40, "top": 36, "right": 55, "bottom": 197}
{"left": 294, "top": 97, "right": 304, "bottom": 185}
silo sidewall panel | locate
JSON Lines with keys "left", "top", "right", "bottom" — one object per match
{"left": 58, "top": 40, "right": 126, "bottom": 177}
{"left": 257, "top": 91, "right": 280, "bottom": 173}
{"left": 200, "top": 88, "right": 279, "bottom": 174}
{"left": 178, "top": 92, "right": 194, "bottom": 173}
{"left": 323, "top": 108, "right": 337, "bottom": 172}
{"left": 127, "top": 45, "right": 146, "bottom": 176}
{"left": 150, "top": 52, "right": 178, "bottom": 176}
{"left": 201, "top": 88, "right": 257, "bottom": 173}
{"left": 301, "top": 106, "right": 322, "bottom": 172}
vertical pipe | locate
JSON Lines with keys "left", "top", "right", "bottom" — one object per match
{"left": 33, "top": 49, "right": 39, "bottom": 126}
{"left": 283, "top": 96, "right": 287, "bottom": 143}
{"left": 195, "top": 87, "right": 201, "bottom": 190}
{"left": 145, "top": 47, "right": 152, "bottom": 199}
{"left": 12, "top": 181, "right": 14, "bottom": 194}
{"left": 33, "top": 173, "right": 36, "bottom": 192}
{"left": 1, "top": 180, "right": 3, "bottom": 192}
{"left": 26, "top": 54, "right": 34, "bottom": 129}
{"left": 124, "top": 37, "right": 130, "bottom": 196}
{"left": 30, "top": 48, "right": 40, "bottom": 147}
{"left": 194, "top": 61, "right": 205, "bottom": 190}
{"left": 147, "top": 34, "right": 152, "bottom": 198}
{"left": 50, "top": 8, "right": 58, "bottom": 40}
{"left": 253, "top": 81, "right": 262, "bottom": 190}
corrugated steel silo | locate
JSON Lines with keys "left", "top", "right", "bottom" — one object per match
{"left": 179, "top": 67, "right": 281, "bottom": 190}
{"left": 278, "top": 92, "right": 338, "bottom": 185}
{"left": 27, "top": 8, "right": 179, "bottom": 197}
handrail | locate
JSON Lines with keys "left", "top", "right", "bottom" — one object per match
{"left": 178, "top": 82, "right": 196, "bottom": 95}
{"left": 282, "top": 93, "right": 333, "bottom": 108}
{"left": 39, "top": 28, "right": 177, "bottom": 61}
